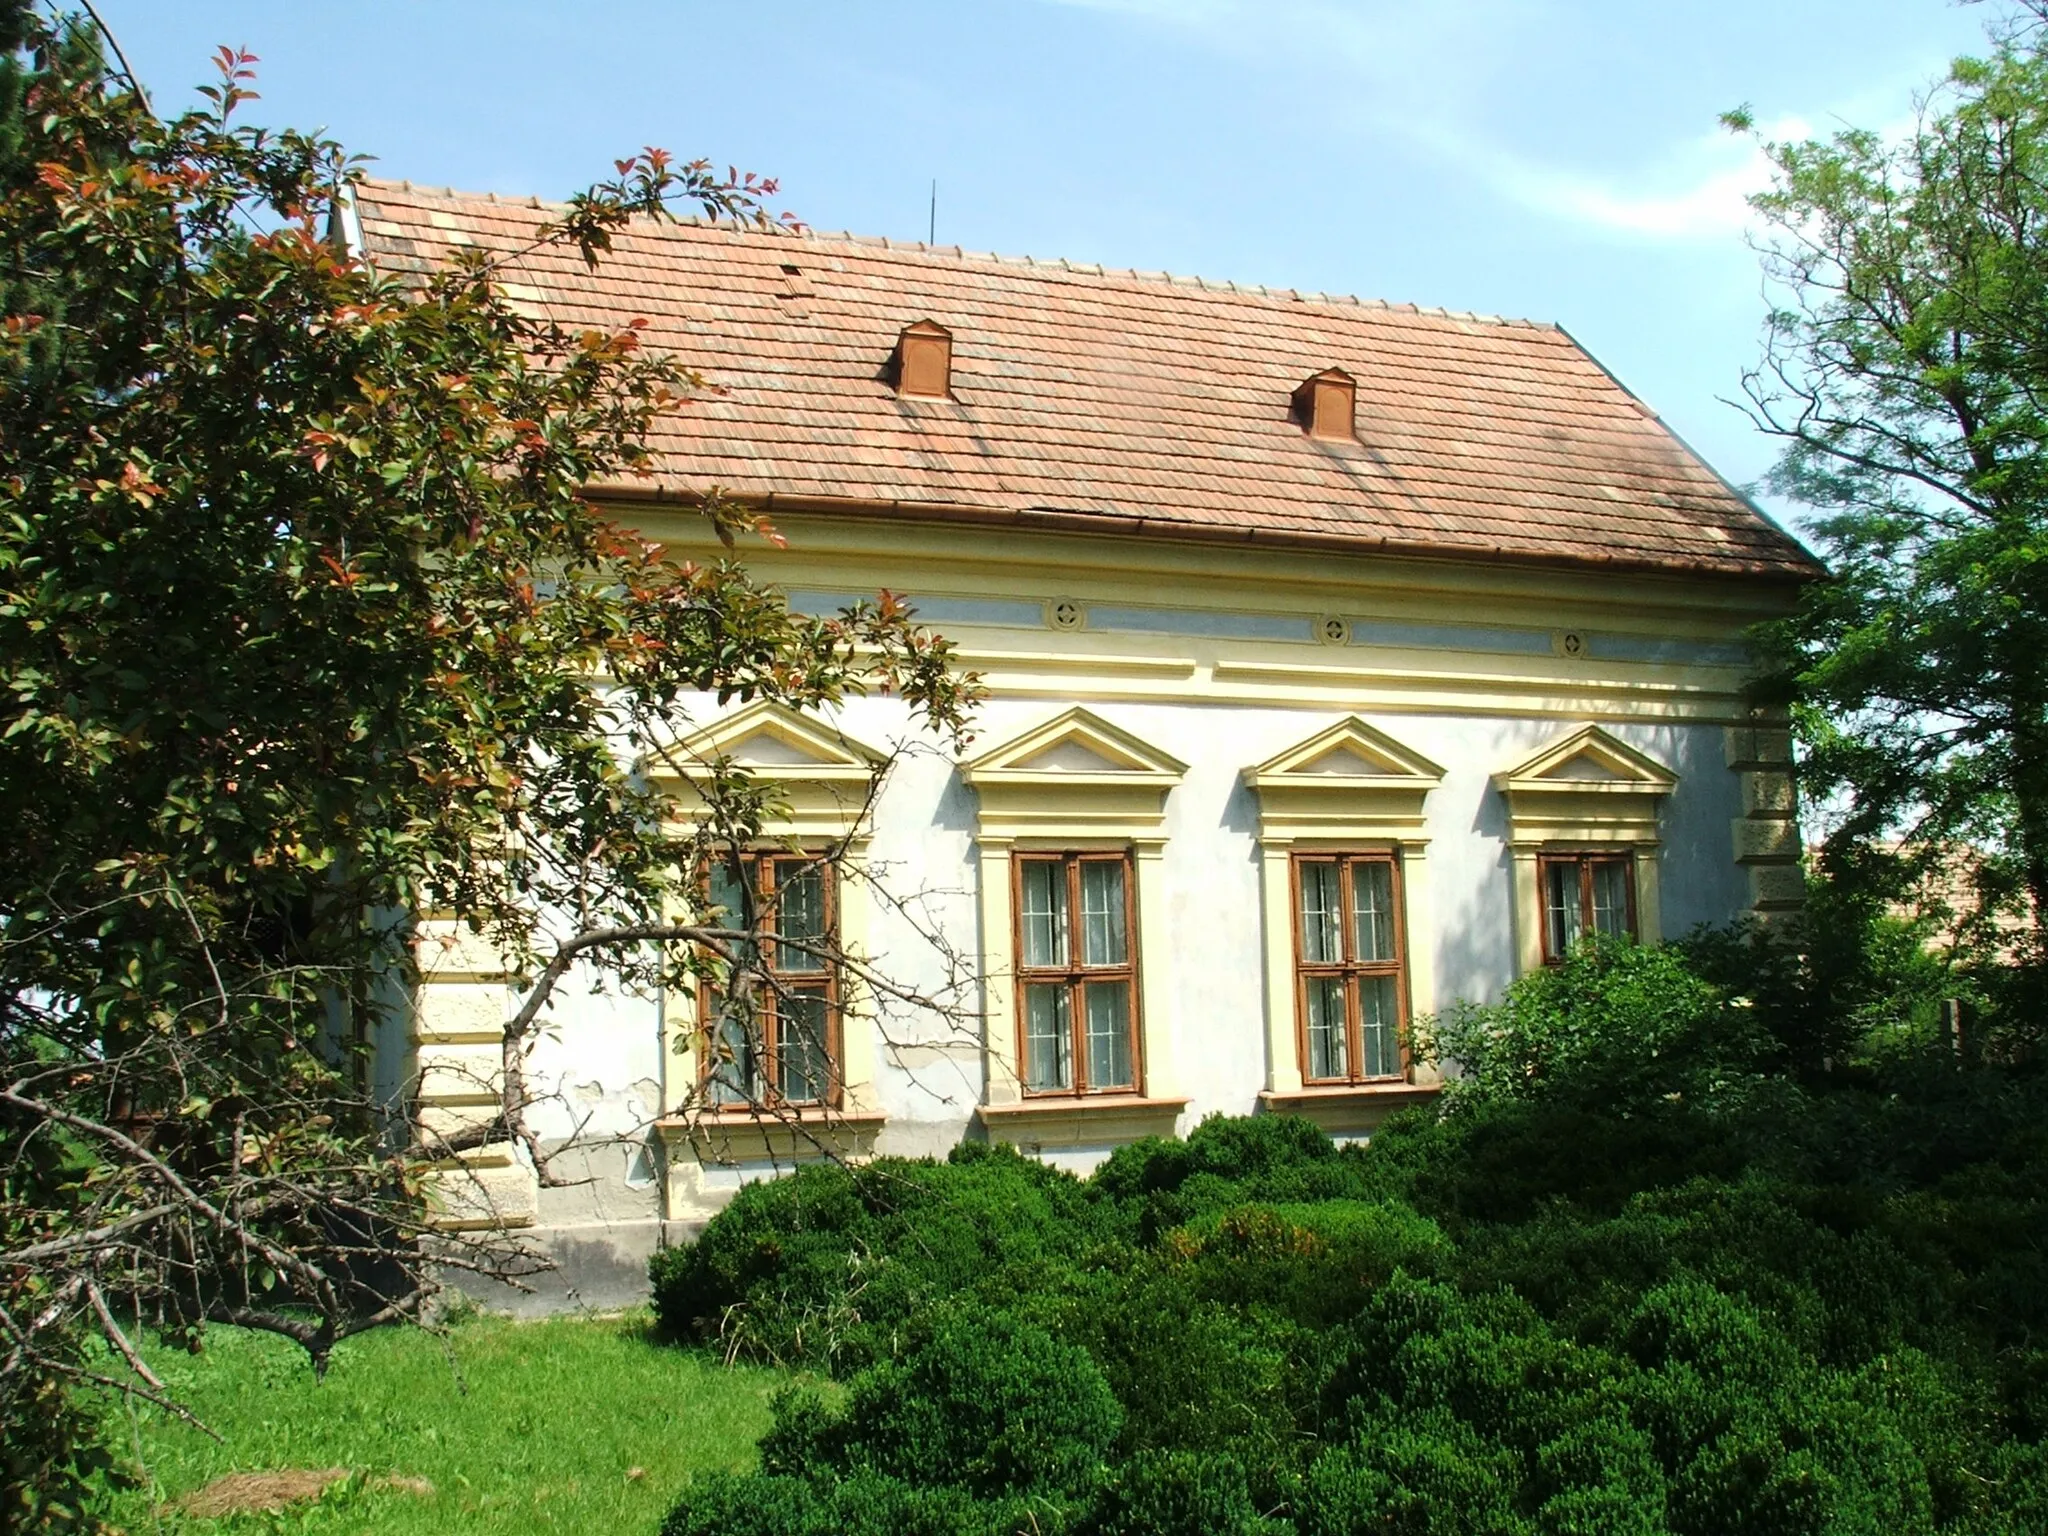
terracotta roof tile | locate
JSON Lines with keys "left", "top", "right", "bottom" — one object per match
{"left": 351, "top": 180, "right": 1820, "bottom": 581}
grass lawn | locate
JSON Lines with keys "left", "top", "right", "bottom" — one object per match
{"left": 97, "top": 1311, "right": 790, "bottom": 1534}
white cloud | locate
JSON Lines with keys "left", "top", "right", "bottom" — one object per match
{"left": 1042, "top": 0, "right": 1536, "bottom": 117}
{"left": 1479, "top": 121, "right": 1812, "bottom": 240}
{"left": 1028, "top": 0, "right": 1907, "bottom": 244}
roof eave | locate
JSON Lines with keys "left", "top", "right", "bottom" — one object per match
{"left": 585, "top": 482, "right": 1826, "bottom": 586}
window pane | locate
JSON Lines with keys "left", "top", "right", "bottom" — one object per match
{"left": 1299, "top": 861, "right": 1343, "bottom": 964}
{"left": 1305, "top": 975, "right": 1348, "bottom": 1079}
{"left": 1020, "top": 862, "right": 1070, "bottom": 969}
{"left": 1590, "top": 859, "right": 1631, "bottom": 938}
{"left": 708, "top": 859, "right": 757, "bottom": 966}
{"left": 1360, "top": 975, "right": 1401, "bottom": 1078}
{"left": 706, "top": 995, "right": 756, "bottom": 1105}
{"left": 1079, "top": 860, "right": 1128, "bottom": 967}
{"left": 1023, "top": 983, "right": 1072, "bottom": 1090}
{"left": 1083, "top": 981, "right": 1133, "bottom": 1090}
{"left": 1544, "top": 862, "right": 1582, "bottom": 958}
{"left": 774, "top": 860, "right": 827, "bottom": 972}
{"left": 1352, "top": 861, "right": 1397, "bottom": 962}
{"left": 775, "top": 989, "right": 830, "bottom": 1102}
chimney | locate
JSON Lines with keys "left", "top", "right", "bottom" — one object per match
{"left": 895, "top": 320, "right": 953, "bottom": 399}
{"left": 1292, "top": 368, "right": 1356, "bottom": 442}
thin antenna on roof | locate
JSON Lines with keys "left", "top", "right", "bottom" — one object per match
{"left": 928, "top": 179, "right": 937, "bottom": 246}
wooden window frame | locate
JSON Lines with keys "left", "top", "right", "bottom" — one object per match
{"left": 695, "top": 851, "right": 842, "bottom": 1110}
{"left": 1011, "top": 850, "right": 1143, "bottom": 1099}
{"left": 1289, "top": 851, "right": 1410, "bottom": 1086}
{"left": 1536, "top": 850, "right": 1638, "bottom": 964}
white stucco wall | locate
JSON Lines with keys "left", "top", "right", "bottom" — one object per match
{"left": 502, "top": 694, "right": 1751, "bottom": 1167}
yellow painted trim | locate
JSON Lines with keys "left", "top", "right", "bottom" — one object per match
{"left": 976, "top": 834, "right": 1021, "bottom": 1104}
{"left": 1258, "top": 850, "right": 1302, "bottom": 1096}
{"left": 1253, "top": 837, "right": 1440, "bottom": 1093}
{"left": 1725, "top": 720, "right": 1806, "bottom": 917}
{"left": 963, "top": 704, "right": 1190, "bottom": 780}
{"left": 1496, "top": 724, "right": 1677, "bottom": 973}
{"left": 1245, "top": 718, "right": 1444, "bottom": 1094}
{"left": 656, "top": 1109, "right": 886, "bottom": 1169}
{"left": 623, "top": 506, "right": 1800, "bottom": 637}
{"left": 1134, "top": 840, "right": 1175, "bottom": 1101}
{"left": 966, "top": 710, "right": 1182, "bottom": 1117}
{"left": 955, "top": 648, "right": 1200, "bottom": 681}
{"left": 976, "top": 1095, "right": 1189, "bottom": 1150}
{"left": 650, "top": 697, "right": 886, "bottom": 775}
{"left": 660, "top": 838, "right": 880, "bottom": 1120}
{"left": 1258, "top": 1084, "right": 1440, "bottom": 1137}
{"left": 1495, "top": 723, "right": 1681, "bottom": 795}
{"left": 647, "top": 699, "right": 891, "bottom": 1153}
{"left": 645, "top": 700, "right": 892, "bottom": 843}
{"left": 616, "top": 506, "right": 1787, "bottom": 724}
{"left": 1245, "top": 715, "right": 1448, "bottom": 783}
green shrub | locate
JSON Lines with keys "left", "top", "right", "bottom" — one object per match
{"left": 758, "top": 1306, "right": 1121, "bottom": 1502}
{"left": 652, "top": 931, "right": 2048, "bottom": 1536}
{"left": 1, "top": 1349, "right": 114, "bottom": 1536}
{"left": 650, "top": 1145, "right": 1110, "bottom": 1368}
{"left": 1162, "top": 1200, "right": 1449, "bottom": 1326}
{"left": 1083, "top": 1450, "right": 1287, "bottom": 1536}
{"left": 1420, "top": 937, "right": 1768, "bottom": 1113}
{"left": 1092, "top": 1112, "right": 1385, "bottom": 1242}
{"left": 661, "top": 1471, "right": 1039, "bottom": 1536}
{"left": 1024, "top": 1253, "right": 1305, "bottom": 1502}
{"left": 1459, "top": 1176, "right": 1952, "bottom": 1368}
{"left": 1621, "top": 1281, "right": 1939, "bottom": 1536}
{"left": 1299, "top": 1416, "right": 1533, "bottom": 1536}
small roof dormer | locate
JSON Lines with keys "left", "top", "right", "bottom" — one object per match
{"left": 1292, "top": 367, "right": 1356, "bottom": 442}
{"left": 895, "top": 319, "right": 953, "bottom": 400}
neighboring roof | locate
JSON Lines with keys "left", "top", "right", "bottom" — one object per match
{"left": 352, "top": 180, "right": 1821, "bottom": 582}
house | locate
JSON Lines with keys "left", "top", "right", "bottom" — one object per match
{"left": 348, "top": 181, "right": 1819, "bottom": 1307}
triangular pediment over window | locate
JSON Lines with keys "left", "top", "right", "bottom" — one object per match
{"left": 1494, "top": 724, "right": 1677, "bottom": 798}
{"left": 963, "top": 706, "right": 1187, "bottom": 785}
{"left": 644, "top": 701, "right": 888, "bottom": 842}
{"left": 1245, "top": 716, "right": 1446, "bottom": 787}
{"left": 1243, "top": 716, "right": 1444, "bottom": 844}
{"left": 649, "top": 699, "right": 884, "bottom": 785}
{"left": 962, "top": 707, "right": 1184, "bottom": 840}
{"left": 1493, "top": 724, "right": 1676, "bottom": 851}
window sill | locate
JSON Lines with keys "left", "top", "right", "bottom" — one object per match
{"left": 655, "top": 1105, "right": 887, "bottom": 1166}
{"left": 977, "top": 1094, "right": 1189, "bottom": 1151}
{"left": 1259, "top": 1082, "right": 1440, "bottom": 1137}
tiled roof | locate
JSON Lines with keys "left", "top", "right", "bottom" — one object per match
{"left": 352, "top": 180, "right": 1820, "bottom": 581}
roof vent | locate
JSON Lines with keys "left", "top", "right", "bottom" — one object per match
{"left": 895, "top": 319, "right": 953, "bottom": 400}
{"left": 1292, "top": 368, "right": 1356, "bottom": 442}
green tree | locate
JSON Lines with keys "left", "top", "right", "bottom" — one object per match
{"left": 1736, "top": 1, "right": 2048, "bottom": 942}
{"left": 0, "top": 9, "right": 974, "bottom": 1524}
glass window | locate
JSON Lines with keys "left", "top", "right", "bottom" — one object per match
{"left": 697, "top": 852, "right": 839, "bottom": 1107}
{"left": 773, "top": 859, "right": 827, "bottom": 972}
{"left": 1014, "top": 852, "right": 1140, "bottom": 1096}
{"left": 1292, "top": 853, "right": 1408, "bottom": 1084}
{"left": 1304, "top": 975, "right": 1348, "bottom": 1080}
{"left": 1353, "top": 860, "right": 1397, "bottom": 962}
{"left": 1080, "top": 860, "right": 1128, "bottom": 967}
{"left": 1020, "top": 859, "right": 1070, "bottom": 969}
{"left": 1300, "top": 860, "right": 1343, "bottom": 965}
{"left": 1023, "top": 984, "right": 1071, "bottom": 1092}
{"left": 1537, "top": 852, "right": 1637, "bottom": 962}
{"left": 1544, "top": 860, "right": 1584, "bottom": 959}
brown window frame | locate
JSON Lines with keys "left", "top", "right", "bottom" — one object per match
{"left": 1011, "top": 850, "right": 1143, "bottom": 1098}
{"left": 1536, "top": 850, "right": 1638, "bottom": 964}
{"left": 1290, "top": 851, "right": 1410, "bottom": 1085}
{"left": 695, "top": 850, "right": 842, "bottom": 1109}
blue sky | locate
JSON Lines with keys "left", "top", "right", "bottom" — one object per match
{"left": 114, "top": 0, "right": 1998, "bottom": 514}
